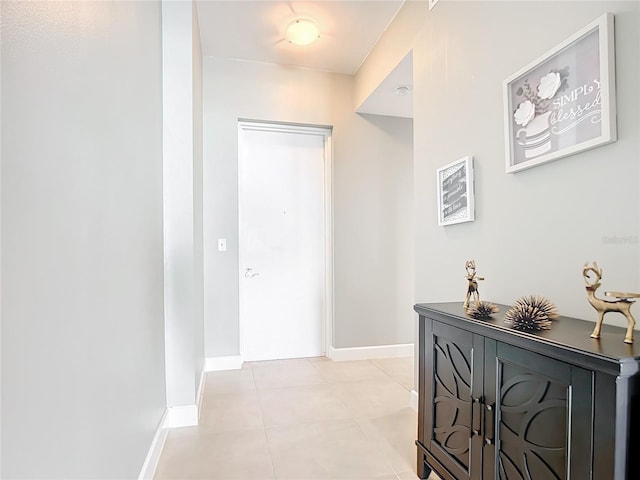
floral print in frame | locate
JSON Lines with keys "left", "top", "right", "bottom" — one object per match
{"left": 503, "top": 13, "right": 616, "bottom": 173}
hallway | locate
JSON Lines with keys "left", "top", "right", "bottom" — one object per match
{"left": 154, "top": 357, "right": 436, "bottom": 479}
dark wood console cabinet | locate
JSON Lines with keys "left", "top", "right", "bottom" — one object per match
{"left": 415, "top": 302, "right": 640, "bottom": 480}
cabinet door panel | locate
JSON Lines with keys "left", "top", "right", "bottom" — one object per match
{"left": 494, "top": 343, "right": 593, "bottom": 480}
{"left": 429, "top": 321, "right": 483, "bottom": 480}
{"left": 498, "top": 361, "right": 568, "bottom": 479}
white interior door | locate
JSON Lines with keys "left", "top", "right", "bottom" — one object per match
{"left": 239, "top": 123, "right": 330, "bottom": 362}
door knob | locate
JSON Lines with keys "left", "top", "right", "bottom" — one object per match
{"left": 244, "top": 268, "right": 260, "bottom": 279}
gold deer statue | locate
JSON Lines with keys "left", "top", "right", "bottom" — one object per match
{"left": 463, "top": 260, "right": 484, "bottom": 310}
{"left": 583, "top": 262, "right": 639, "bottom": 344}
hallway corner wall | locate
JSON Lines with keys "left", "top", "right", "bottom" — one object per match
{"left": 161, "top": 0, "right": 205, "bottom": 419}
{"left": 192, "top": 0, "right": 205, "bottom": 405}
{"left": 1, "top": 1, "right": 166, "bottom": 477}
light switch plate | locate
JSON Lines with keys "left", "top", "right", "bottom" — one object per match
{"left": 218, "top": 238, "right": 227, "bottom": 252}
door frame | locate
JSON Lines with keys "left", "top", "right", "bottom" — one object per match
{"left": 237, "top": 120, "right": 333, "bottom": 361}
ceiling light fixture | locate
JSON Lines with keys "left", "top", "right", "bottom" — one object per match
{"left": 286, "top": 19, "right": 320, "bottom": 46}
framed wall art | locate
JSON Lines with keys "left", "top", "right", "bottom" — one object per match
{"left": 437, "top": 156, "right": 474, "bottom": 226}
{"left": 503, "top": 13, "right": 616, "bottom": 173}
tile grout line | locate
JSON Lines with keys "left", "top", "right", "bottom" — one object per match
{"left": 352, "top": 413, "right": 405, "bottom": 479}
{"left": 329, "top": 358, "right": 417, "bottom": 478}
{"left": 250, "top": 363, "right": 279, "bottom": 480}
{"left": 255, "top": 357, "right": 354, "bottom": 430}
{"left": 255, "top": 356, "right": 407, "bottom": 479}
{"left": 369, "top": 359, "right": 414, "bottom": 393}
{"left": 157, "top": 357, "right": 418, "bottom": 479}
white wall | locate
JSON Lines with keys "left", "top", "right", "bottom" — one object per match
{"left": 192, "top": 0, "right": 205, "bottom": 402}
{"left": 0, "top": 6, "right": 3, "bottom": 474}
{"left": 334, "top": 113, "right": 415, "bottom": 347}
{"left": 414, "top": 2, "right": 639, "bottom": 325}
{"left": 161, "top": 0, "right": 204, "bottom": 420}
{"left": 1, "top": 1, "right": 166, "bottom": 478}
{"left": 203, "top": 58, "right": 414, "bottom": 356}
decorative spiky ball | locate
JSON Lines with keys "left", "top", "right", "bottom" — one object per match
{"left": 467, "top": 301, "right": 500, "bottom": 320}
{"left": 504, "top": 295, "right": 558, "bottom": 331}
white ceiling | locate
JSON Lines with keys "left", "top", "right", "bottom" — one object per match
{"left": 356, "top": 50, "right": 412, "bottom": 118}
{"left": 196, "top": 0, "right": 405, "bottom": 75}
{"left": 195, "top": 1, "right": 414, "bottom": 118}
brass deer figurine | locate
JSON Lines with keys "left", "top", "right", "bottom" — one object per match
{"left": 583, "top": 262, "right": 638, "bottom": 344}
{"left": 463, "top": 260, "right": 484, "bottom": 310}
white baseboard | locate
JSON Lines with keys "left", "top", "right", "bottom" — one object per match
{"left": 138, "top": 409, "right": 168, "bottom": 480}
{"left": 329, "top": 343, "right": 414, "bottom": 362}
{"left": 204, "top": 355, "right": 243, "bottom": 371}
{"left": 162, "top": 366, "right": 207, "bottom": 429}
{"left": 162, "top": 405, "right": 198, "bottom": 428}
{"left": 141, "top": 368, "right": 207, "bottom": 477}
{"left": 410, "top": 389, "right": 419, "bottom": 412}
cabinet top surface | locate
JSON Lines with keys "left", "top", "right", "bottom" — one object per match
{"left": 415, "top": 302, "right": 640, "bottom": 363}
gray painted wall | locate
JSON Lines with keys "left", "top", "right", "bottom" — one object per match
{"left": 203, "top": 58, "right": 414, "bottom": 355}
{"left": 1, "top": 1, "right": 166, "bottom": 478}
{"left": 334, "top": 113, "right": 415, "bottom": 347}
{"left": 162, "top": 0, "right": 204, "bottom": 411}
{"left": 193, "top": 0, "right": 205, "bottom": 400}
{"left": 413, "top": 2, "right": 639, "bottom": 325}
{"left": 0, "top": 6, "right": 3, "bottom": 473}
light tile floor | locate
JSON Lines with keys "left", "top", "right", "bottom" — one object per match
{"left": 155, "top": 356, "right": 441, "bottom": 480}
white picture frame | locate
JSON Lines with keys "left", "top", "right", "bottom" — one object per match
{"left": 503, "top": 13, "right": 616, "bottom": 173}
{"left": 437, "top": 156, "right": 475, "bottom": 226}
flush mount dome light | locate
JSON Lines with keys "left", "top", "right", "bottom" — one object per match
{"left": 286, "top": 19, "right": 320, "bottom": 46}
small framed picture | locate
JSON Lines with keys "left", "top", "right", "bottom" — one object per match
{"left": 437, "top": 156, "right": 475, "bottom": 226}
{"left": 503, "top": 13, "right": 616, "bottom": 173}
